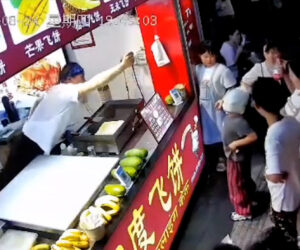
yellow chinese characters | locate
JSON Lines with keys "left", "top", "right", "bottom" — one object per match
{"left": 156, "top": 206, "right": 179, "bottom": 250}
{"left": 149, "top": 176, "right": 172, "bottom": 212}
{"left": 178, "top": 180, "right": 190, "bottom": 207}
{"left": 128, "top": 205, "right": 156, "bottom": 250}
{"left": 168, "top": 143, "right": 184, "bottom": 196}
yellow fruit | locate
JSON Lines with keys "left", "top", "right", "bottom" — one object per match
{"left": 70, "top": 241, "right": 89, "bottom": 248}
{"left": 65, "top": 0, "right": 100, "bottom": 11}
{"left": 56, "top": 240, "right": 73, "bottom": 248}
{"left": 51, "top": 245, "right": 74, "bottom": 250}
{"left": 80, "top": 234, "right": 89, "bottom": 241}
{"left": 60, "top": 233, "right": 81, "bottom": 242}
{"left": 165, "top": 95, "right": 174, "bottom": 105}
{"left": 18, "top": 0, "right": 49, "bottom": 36}
{"left": 64, "top": 229, "right": 83, "bottom": 236}
{"left": 52, "top": 246, "right": 74, "bottom": 250}
{"left": 31, "top": 244, "right": 51, "bottom": 250}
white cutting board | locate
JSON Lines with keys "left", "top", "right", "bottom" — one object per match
{"left": 0, "top": 155, "right": 118, "bottom": 232}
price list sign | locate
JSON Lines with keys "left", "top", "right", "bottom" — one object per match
{"left": 141, "top": 94, "right": 174, "bottom": 142}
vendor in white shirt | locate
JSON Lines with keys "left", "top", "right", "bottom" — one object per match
{"left": 0, "top": 52, "right": 134, "bottom": 190}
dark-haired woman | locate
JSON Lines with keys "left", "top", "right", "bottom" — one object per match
{"left": 241, "top": 40, "right": 289, "bottom": 98}
{"left": 0, "top": 53, "right": 134, "bottom": 190}
{"left": 220, "top": 28, "right": 246, "bottom": 79}
{"left": 240, "top": 41, "right": 290, "bottom": 148}
{"left": 196, "top": 41, "right": 236, "bottom": 173}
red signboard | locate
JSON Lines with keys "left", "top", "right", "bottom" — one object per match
{"left": 0, "top": 0, "right": 148, "bottom": 83}
{"left": 104, "top": 99, "right": 205, "bottom": 250}
{"left": 136, "top": 0, "right": 192, "bottom": 100}
{"left": 178, "top": 0, "right": 203, "bottom": 65}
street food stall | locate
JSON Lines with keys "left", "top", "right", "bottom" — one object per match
{"left": 0, "top": 0, "right": 205, "bottom": 249}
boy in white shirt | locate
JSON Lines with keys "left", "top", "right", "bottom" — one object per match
{"left": 252, "top": 78, "right": 300, "bottom": 248}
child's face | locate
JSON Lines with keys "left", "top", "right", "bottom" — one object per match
{"left": 199, "top": 52, "right": 217, "bottom": 67}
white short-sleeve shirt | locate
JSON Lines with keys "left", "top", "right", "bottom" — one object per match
{"left": 265, "top": 117, "right": 300, "bottom": 212}
{"left": 241, "top": 62, "right": 272, "bottom": 87}
{"left": 281, "top": 89, "right": 300, "bottom": 122}
{"left": 196, "top": 63, "right": 236, "bottom": 144}
{"left": 23, "top": 84, "right": 81, "bottom": 154}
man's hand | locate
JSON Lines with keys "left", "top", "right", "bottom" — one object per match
{"left": 121, "top": 52, "right": 135, "bottom": 70}
{"left": 215, "top": 99, "right": 224, "bottom": 110}
{"left": 228, "top": 141, "right": 239, "bottom": 153}
{"left": 266, "top": 172, "right": 288, "bottom": 183}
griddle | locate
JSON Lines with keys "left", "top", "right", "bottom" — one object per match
{"left": 73, "top": 99, "right": 143, "bottom": 154}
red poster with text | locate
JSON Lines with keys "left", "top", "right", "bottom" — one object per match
{"left": 179, "top": 0, "right": 203, "bottom": 65}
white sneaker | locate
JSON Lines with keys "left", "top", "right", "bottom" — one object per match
{"left": 231, "top": 212, "right": 252, "bottom": 221}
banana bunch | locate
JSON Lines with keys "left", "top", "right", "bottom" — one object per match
{"left": 18, "top": 0, "right": 49, "bottom": 36}
{"left": 94, "top": 195, "right": 121, "bottom": 216}
{"left": 51, "top": 229, "right": 89, "bottom": 250}
{"left": 31, "top": 244, "right": 51, "bottom": 250}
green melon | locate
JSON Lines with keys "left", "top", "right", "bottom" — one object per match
{"left": 123, "top": 166, "right": 138, "bottom": 179}
{"left": 124, "top": 148, "right": 148, "bottom": 159}
{"left": 120, "top": 156, "right": 143, "bottom": 170}
{"left": 104, "top": 184, "right": 126, "bottom": 197}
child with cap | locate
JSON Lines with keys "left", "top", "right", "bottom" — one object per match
{"left": 222, "top": 87, "right": 257, "bottom": 221}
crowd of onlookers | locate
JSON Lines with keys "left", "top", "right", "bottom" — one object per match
{"left": 195, "top": 11, "right": 300, "bottom": 248}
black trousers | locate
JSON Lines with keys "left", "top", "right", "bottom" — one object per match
{"left": 0, "top": 134, "right": 43, "bottom": 190}
{"left": 271, "top": 209, "right": 298, "bottom": 248}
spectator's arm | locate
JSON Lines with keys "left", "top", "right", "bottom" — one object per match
{"left": 228, "top": 132, "right": 257, "bottom": 152}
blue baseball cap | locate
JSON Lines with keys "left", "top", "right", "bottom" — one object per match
{"left": 60, "top": 62, "right": 85, "bottom": 82}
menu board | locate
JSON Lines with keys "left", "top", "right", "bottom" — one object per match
{"left": 0, "top": 0, "right": 148, "bottom": 83}
{"left": 141, "top": 94, "right": 174, "bottom": 142}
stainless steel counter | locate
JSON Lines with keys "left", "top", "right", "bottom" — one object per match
{"left": 0, "top": 155, "right": 119, "bottom": 234}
